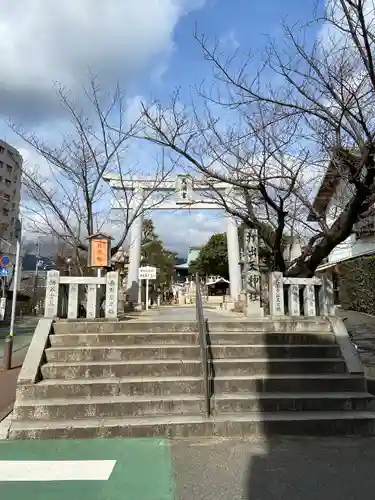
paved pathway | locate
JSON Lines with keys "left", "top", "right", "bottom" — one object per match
{"left": 0, "top": 317, "right": 39, "bottom": 420}
{"left": 140, "top": 305, "right": 241, "bottom": 322}
{"left": 336, "top": 309, "right": 375, "bottom": 368}
{"left": 1, "top": 436, "right": 375, "bottom": 499}
{"left": 0, "top": 316, "right": 39, "bottom": 358}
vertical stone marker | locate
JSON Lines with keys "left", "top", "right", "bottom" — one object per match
{"left": 44, "top": 270, "right": 60, "bottom": 318}
{"left": 319, "top": 275, "right": 335, "bottom": 315}
{"left": 244, "top": 228, "right": 263, "bottom": 316}
{"left": 105, "top": 271, "right": 119, "bottom": 319}
{"left": 86, "top": 283, "right": 98, "bottom": 319}
{"left": 67, "top": 283, "right": 79, "bottom": 319}
{"left": 303, "top": 284, "right": 316, "bottom": 317}
{"left": 288, "top": 284, "right": 300, "bottom": 316}
{"left": 269, "top": 272, "right": 284, "bottom": 316}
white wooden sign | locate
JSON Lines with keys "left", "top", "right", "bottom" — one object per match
{"left": 138, "top": 266, "right": 157, "bottom": 310}
{"left": 138, "top": 266, "right": 157, "bottom": 280}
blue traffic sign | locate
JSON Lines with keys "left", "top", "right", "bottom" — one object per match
{"left": 0, "top": 267, "right": 9, "bottom": 276}
{"left": 1, "top": 256, "right": 9, "bottom": 266}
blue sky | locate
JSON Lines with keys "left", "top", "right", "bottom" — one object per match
{"left": 0, "top": 0, "right": 325, "bottom": 255}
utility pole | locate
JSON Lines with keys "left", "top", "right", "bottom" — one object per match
{"left": 3, "top": 219, "right": 21, "bottom": 370}
{"left": 32, "top": 237, "right": 40, "bottom": 315}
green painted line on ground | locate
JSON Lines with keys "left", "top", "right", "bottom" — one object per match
{"left": 0, "top": 437, "right": 176, "bottom": 500}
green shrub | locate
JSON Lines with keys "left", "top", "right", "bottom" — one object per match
{"left": 338, "top": 255, "right": 375, "bottom": 313}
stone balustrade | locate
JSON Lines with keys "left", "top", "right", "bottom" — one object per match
{"left": 44, "top": 270, "right": 119, "bottom": 319}
{"left": 269, "top": 272, "right": 334, "bottom": 317}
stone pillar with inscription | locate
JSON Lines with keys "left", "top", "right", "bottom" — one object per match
{"left": 269, "top": 271, "right": 284, "bottom": 316}
{"left": 105, "top": 271, "right": 119, "bottom": 319}
{"left": 44, "top": 270, "right": 60, "bottom": 318}
{"left": 319, "top": 275, "right": 335, "bottom": 316}
{"left": 244, "top": 228, "right": 263, "bottom": 316}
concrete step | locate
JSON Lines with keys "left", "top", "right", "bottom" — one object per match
{"left": 41, "top": 359, "right": 203, "bottom": 379}
{"left": 53, "top": 318, "right": 331, "bottom": 335}
{"left": 213, "top": 374, "right": 367, "bottom": 393}
{"left": 212, "top": 358, "right": 347, "bottom": 376}
{"left": 13, "top": 394, "right": 205, "bottom": 420}
{"left": 9, "top": 411, "right": 375, "bottom": 440}
{"left": 208, "top": 332, "right": 336, "bottom": 345}
{"left": 50, "top": 332, "right": 198, "bottom": 347}
{"left": 41, "top": 357, "right": 346, "bottom": 379}
{"left": 44, "top": 344, "right": 341, "bottom": 363}
{"left": 49, "top": 331, "right": 336, "bottom": 347}
{"left": 45, "top": 345, "right": 201, "bottom": 362}
{"left": 13, "top": 392, "right": 373, "bottom": 421}
{"left": 16, "top": 376, "right": 205, "bottom": 400}
{"left": 212, "top": 392, "right": 373, "bottom": 413}
{"left": 16, "top": 374, "right": 366, "bottom": 401}
{"left": 53, "top": 321, "right": 198, "bottom": 334}
{"left": 210, "top": 345, "right": 340, "bottom": 359}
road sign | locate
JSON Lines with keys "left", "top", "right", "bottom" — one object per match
{"left": 0, "top": 267, "right": 9, "bottom": 276}
{"left": 1, "top": 256, "right": 9, "bottom": 266}
{"left": 138, "top": 266, "right": 157, "bottom": 280}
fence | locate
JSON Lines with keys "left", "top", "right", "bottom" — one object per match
{"left": 269, "top": 272, "right": 334, "bottom": 317}
{"left": 44, "top": 270, "right": 119, "bottom": 319}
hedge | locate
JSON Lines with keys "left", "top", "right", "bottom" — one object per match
{"left": 338, "top": 255, "right": 375, "bottom": 314}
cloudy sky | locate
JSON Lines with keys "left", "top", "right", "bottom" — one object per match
{"left": 0, "top": 0, "right": 323, "bottom": 256}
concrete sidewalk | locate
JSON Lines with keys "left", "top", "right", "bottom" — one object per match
{"left": 0, "top": 317, "right": 39, "bottom": 421}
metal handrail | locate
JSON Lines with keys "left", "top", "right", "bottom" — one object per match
{"left": 195, "top": 273, "right": 211, "bottom": 417}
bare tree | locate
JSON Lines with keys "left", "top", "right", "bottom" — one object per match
{"left": 140, "top": 0, "right": 375, "bottom": 276}
{"left": 140, "top": 87, "right": 324, "bottom": 273}
{"left": 11, "top": 75, "right": 174, "bottom": 274}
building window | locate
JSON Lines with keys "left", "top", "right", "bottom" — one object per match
{"left": 0, "top": 162, "right": 3, "bottom": 168}
{"left": 9, "top": 231, "right": 13, "bottom": 238}
{"left": 0, "top": 176, "right": 2, "bottom": 182}
{"left": 13, "top": 176, "right": 17, "bottom": 182}
{"left": 11, "top": 217, "right": 14, "bottom": 224}
{"left": 3, "top": 208, "right": 9, "bottom": 216}
{"left": 4, "top": 194, "right": 10, "bottom": 201}
{"left": 6, "top": 165, "right": 12, "bottom": 175}
{"left": 0, "top": 146, "right": 4, "bottom": 154}
{"left": 12, "top": 203, "right": 15, "bottom": 210}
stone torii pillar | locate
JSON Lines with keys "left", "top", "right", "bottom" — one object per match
{"left": 226, "top": 216, "right": 241, "bottom": 301}
{"left": 126, "top": 190, "right": 144, "bottom": 306}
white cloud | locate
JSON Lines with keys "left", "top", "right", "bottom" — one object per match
{"left": 152, "top": 210, "right": 226, "bottom": 254}
{"left": 0, "top": 0, "right": 204, "bottom": 122}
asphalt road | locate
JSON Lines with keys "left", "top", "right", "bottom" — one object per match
{"left": 172, "top": 436, "right": 375, "bottom": 500}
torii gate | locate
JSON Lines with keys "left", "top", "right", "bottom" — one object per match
{"left": 104, "top": 174, "right": 242, "bottom": 305}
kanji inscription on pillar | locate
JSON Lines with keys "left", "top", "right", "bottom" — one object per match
{"left": 245, "top": 228, "right": 260, "bottom": 302}
{"left": 105, "top": 271, "right": 119, "bottom": 319}
{"left": 44, "top": 270, "right": 60, "bottom": 318}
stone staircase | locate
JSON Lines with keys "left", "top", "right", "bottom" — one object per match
{"left": 10, "top": 317, "right": 375, "bottom": 439}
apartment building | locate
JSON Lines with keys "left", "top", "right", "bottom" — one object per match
{"left": 0, "top": 139, "right": 22, "bottom": 256}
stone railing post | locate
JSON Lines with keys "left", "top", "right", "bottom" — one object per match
{"left": 269, "top": 272, "right": 284, "bottom": 316}
{"left": 67, "top": 283, "right": 79, "bottom": 319}
{"left": 288, "top": 284, "right": 300, "bottom": 316}
{"left": 44, "top": 270, "right": 60, "bottom": 318}
{"left": 319, "top": 275, "right": 335, "bottom": 316}
{"left": 303, "top": 284, "right": 316, "bottom": 316}
{"left": 105, "top": 271, "right": 119, "bottom": 319}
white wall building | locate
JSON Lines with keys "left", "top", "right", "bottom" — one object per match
{"left": 310, "top": 159, "right": 375, "bottom": 269}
